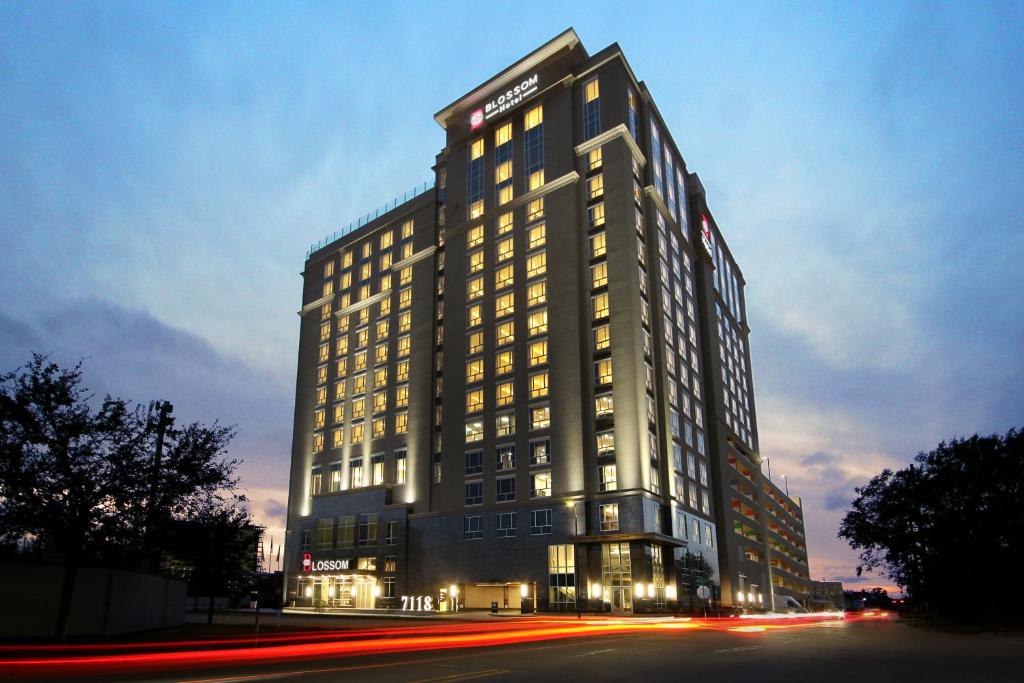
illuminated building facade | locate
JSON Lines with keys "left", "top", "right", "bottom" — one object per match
{"left": 284, "top": 29, "right": 810, "bottom": 613}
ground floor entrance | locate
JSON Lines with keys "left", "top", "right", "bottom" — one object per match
{"left": 297, "top": 574, "right": 377, "bottom": 609}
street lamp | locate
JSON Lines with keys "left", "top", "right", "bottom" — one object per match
{"left": 566, "top": 500, "right": 582, "bottom": 619}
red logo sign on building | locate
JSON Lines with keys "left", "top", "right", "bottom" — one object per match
{"left": 301, "top": 552, "right": 312, "bottom": 573}
{"left": 469, "top": 109, "right": 484, "bottom": 130}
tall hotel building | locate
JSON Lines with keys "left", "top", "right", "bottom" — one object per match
{"left": 284, "top": 29, "right": 811, "bottom": 614}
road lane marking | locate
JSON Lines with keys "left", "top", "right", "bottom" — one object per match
{"left": 569, "top": 648, "right": 615, "bottom": 658}
{"left": 408, "top": 669, "right": 508, "bottom": 683}
{"left": 714, "top": 645, "right": 764, "bottom": 653}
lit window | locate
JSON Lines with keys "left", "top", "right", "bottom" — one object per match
{"left": 352, "top": 373, "right": 366, "bottom": 394}
{"left": 401, "top": 220, "right": 414, "bottom": 239}
{"left": 587, "top": 146, "right": 602, "bottom": 171}
{"left": 312, "top": 433, "right": 324, "bottom": 453}
{"left": 373, "top": 391, "right": 387, "bottom": 414}
{"left": 318, "top": 344, "right": 329, "bottom": 363}
{"left": 590, "top": 231, "right": 606, "bottom": 258}
{"left": 528, "top": 309, "right": 548, "bottom": 336}
{"left": 497, "top": 211, "right": 514, "bottom": 235}
{"left": 599, "top": 464, "right": 617, "bottom": 492}
{"left": 592, "top": 293, "right": 609, "bottom": 320}
{"left": 398, "top": 311, "right": 411, "bottom": 332}
{"left": 350, "top": 422, "right": 364, "bottom": 443}
{"left": 321, "top": 302, "right": 332, "bottom": 321}
{"left": 317, "top": 365, "right": 328, "bottom": 385}
{"left": 496, "top": 411, "right": 515, "bottom": 437}
{"left": 526, "top": 251, "right": 546, "bottom": 278}
{"left": 527, "top": 223, "right": 546, "bottom": 250}
{"left": 396, "top": 384, "right": 409, "bottom": 407}
{"left": 495, "top": 263, "right": 514, "bottom": 290}
{"left": 496, "top": 236, "right": 514, "bottom": 262}
{"left": 526, "top": 198, "right": 544, "bottom": 222}
{"left": 495, "top": 122, "right": 512, "bottom": 146}
{"left": 397, "top": 335, "right": 411, "bottom": 357}
{"left": 595, "top": 393, "right": 614, "bottom": 417}
{"left": 495, "top": 292, "right": 514, "bottom": 318}
{"left": 351, "top": 397, "right": 366, "bottom": 419}
{"left": 375, "top": 343, "right": 388, "bottom": 365}
{"left": 470, "top": 138, "right": 484, "bottom": 160}
{"left": 591, "top": 261, "right": 608, "bottom": 288}
{"left": 497, "top": 179, "right": 513, "bottom": 205}
{"left": 323, "top": 260, "right": 335, "bottom": 278}
{"left": 315, "top": 387, "right": 327, "bottom": 406}
{"left": 397, "top": 360, "right": 409, "bottom": 381}
{"left": 583, "top": 78, "right": 600, "bottom": 139}
{"left": 342, "top": 251, "right": 353, "bottom": 268}
{"left": 314, "top": 408, "right": 326, "bottom": 429}
{"left": 597, "top": 430, "right": 615, "bottom": 454}
{"left": 524, "top": 104, "right": 543, "bottom": 130}
{"left": 465, "top": 419, "right": 484, "bottom": 444}
{"left": 531, "top": 471, "right": 552, "bottom": 498}
{"left": 600, "top": 503, "right": 619, "bottom": 531}
{"left": 395, "top": 449, "right": 407, "bottom": 482}
{"left": 588, "top": 174, "right": 604, "bottom": 200}
{"left": 496, "top": 380, "right": 514, "bottom": 406}
{"left": 466, "top": 358, "right": 484, "bottom": 383}
{"left": 379, "top": 296, "right": 391, "bottom": 316}
{"left": 529, "top": 371, "right": 549, "bottom": 399}
{"left": 593, "top": 323, "right": 610, "bottom": 350}
{"left": 496, "top": 320, "right": 515, "bottom": 346}
{"left": 468, "top": 249, "right": 484, "bottom": 273}
{"left": 528, "top": 339, "right": 547, "bottom": 366}
{"left": 495, "top": 350, "right": 514, "bottom": 375}
{"left": 376, "top": 318, "right": 389, "bottom": 338}
{"left": 467, "top": 331, "right": 484, "bottom": 355}
{"left": 531, "top": 439, "right": 550, "bottom": 465}
{"left": 588, "top": 203, "right": 605, "bottom": 228}
{"left": 466, "top": 389, "right": 484, "bottom": 414}
{"left": 399, "top": 266, "right": 412, "bottom": 285}
{"left": 399, "top": 287, "right": 412, "bottom": 309}
{"left": 467, "top": 276, "right": 484, "bottom": 300}
{"left": 595, "top": 358, "right": 613, "bottom": 385}
{"left": 468, "top": 225, "right": 484, "bottom": 248}
{"left": 372, "top": 416, "right": 385, "bottom": 438}
{"left": 334, "top": 382, "right": 346, "bottom": 401}
{"left": 467, "top": 304, "right": 483, "bottom": 328}
{"left": 527, "top": 280, "right": 547, "bottom": 307}
{"left": 530, "top": 405, "right": 550, "bottom": 430}
{"left": 379, "top": 252, "right": 392, "bottom": 271}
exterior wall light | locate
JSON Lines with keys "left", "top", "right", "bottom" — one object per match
{"left": 634, "top": 583, "right": 645, "bottom": 598}
{"left": 520, "top": 583, "right": 529, "bottom": 598}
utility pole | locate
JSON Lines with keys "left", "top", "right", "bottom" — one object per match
{"left": 146, "top": 400, "right": 174, "bottom": 569}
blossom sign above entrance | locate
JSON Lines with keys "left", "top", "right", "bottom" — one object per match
{"left": 301, "top": 552, "right": 351, "bottom": 573}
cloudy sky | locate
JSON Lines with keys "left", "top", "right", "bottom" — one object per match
{"left": 2, "top": 2, "right": 1021, "bottom": 589}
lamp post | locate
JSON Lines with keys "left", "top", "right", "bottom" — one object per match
{"left": 566, "top": 500, "right": 582, "bottom": 620}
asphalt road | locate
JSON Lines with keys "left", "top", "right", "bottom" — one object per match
{"left": 11, "top": 617, "right": 1023, "bottom": 683}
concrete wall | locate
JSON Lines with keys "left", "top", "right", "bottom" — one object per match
{"left": 0, "top": 562, "right": 186, "bottom": 637}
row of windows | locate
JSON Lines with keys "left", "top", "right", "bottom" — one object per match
{"left": 464, "top": 439, "right": 551, "bottom": 476}
{"left": 303, "top": 515, "right": 399, "bottom": 550}
{"left": 467, "top": 104, "right": 544, "bottom": 220}
{"left": 464, "top": 404, "right": 550, "bottom": 444}
{"left": 310, "top": 450, "right": 408, "bottom": 495}
{"left": 464, "top": 508, "right": 552, "bottom": 539}
{"left": 463, "top": 471, "right": 551, "bottom": 505}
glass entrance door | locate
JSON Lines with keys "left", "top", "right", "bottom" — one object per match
{"left": 602, "top": 542, "right": 633, "bottom": 615}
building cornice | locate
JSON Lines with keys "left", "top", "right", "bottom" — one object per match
{"left": 643, "top": 185, "right": 674, "bottom": 223}
{"left": 298, "top": 294, "right": 333, "bottom": 317}
{"left": 333, "top": 289, "right": 391, "bottom": 319}
{"left": 575, "top": 124, "right": 646, "bottom": 166}
{"left": 391, "top": 244, "right": 437, "bottom": 271}
{"left": 433, "top": 28, "right": 581, "bottom": 129}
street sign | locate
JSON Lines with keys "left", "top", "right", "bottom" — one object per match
{"left": 697, "top": 585, "right": 711, "bottom": 600}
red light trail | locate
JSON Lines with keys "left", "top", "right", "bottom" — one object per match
{"left": 0, "top": 612, "right": 888, "bottom": 679}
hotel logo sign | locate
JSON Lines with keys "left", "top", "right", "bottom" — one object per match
{"left": 700, "top": 214, "right": 715, "bottom": 259}
{"left": 470, "top": 74, "right": 540, "bottom": 127}
{"left": 301, "top": 553, "right": 351, "bottom": 573}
